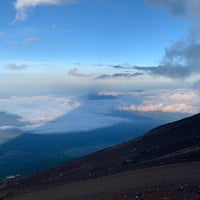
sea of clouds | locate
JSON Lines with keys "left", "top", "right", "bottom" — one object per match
{"left": 0, "top": 88, "right": 199, "bottom": 134}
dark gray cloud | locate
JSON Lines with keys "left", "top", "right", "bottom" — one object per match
{"left": 147, "top": 0, "right": 186, "bottom": 16}
{"left": 146, "top": 0, "right": 200, "bottom": 20}
{"left": 68, "top": 68, "right": 92, "bottom": 77}
{"left": 142, "top": 0, "right": 200, "bottom": 80}
{"left": 6, "top": 63, "right": 28, "bottom": 70}
{"left": 96, "top": 72, "right": 143, "bottom": 79}
{"left": 135, "top": 36, "right": 200, "bottom": 79}
{"left": 135, "top": 65, "right": 191, "bottom": 79}
{"left": 0, "top": 112, "right": 25, "bottom": 127}
{"left": 193, "top": 79, "right": 200, "bottom": 91}
{"left": 112, "top": 65, "right": 127, "bottom": 69}
{"left": 111, "top": 64, "right": 135, "bottom": 69}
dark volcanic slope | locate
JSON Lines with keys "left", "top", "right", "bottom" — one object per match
{"left": 7, "top": 162, "right": 200, "bottom": 200}
{"left": 1, "top": 113, "right": 200, "bottom": 198}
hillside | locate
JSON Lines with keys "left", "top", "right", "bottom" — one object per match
{"left": 0, "top": 113, "right": 200, "bottom": 199}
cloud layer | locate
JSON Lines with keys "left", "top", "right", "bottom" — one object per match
{"left": 0, "top": 89, "right": 199, "bottom": 134}
{"left": 120, "top": 103, "right": 192, "bottom": 113}
{"left": 33, "top": 98, "right": 129, "bottom": 134}
{"left": 119, "top": 89, "right": 200, "bottom": 114}
{"left": 0, "top": 96, "right": 80, "bottom": 126}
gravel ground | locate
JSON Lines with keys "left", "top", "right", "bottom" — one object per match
{"left": 106, "top": 184, "right": 200, "bottom": 200}
{"left": 5, "top": 161, "right": 200, "bottom": 200}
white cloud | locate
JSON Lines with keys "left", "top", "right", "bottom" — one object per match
{"left": 0, "top": 94, "right": 129, "bottom": 134}
{"left": 14, "top": 0, "right": 78, "bottom": 22}
{"left": 23, "top": 37, "right": 40, "bottom": 45}
{"left": 119, "top": 89, "right": 200, "bottom": 114}
{"left": 0, "top": 89, "right": 199, "bottom": 134}
{"left": 120, "top": 103, "right": 193, "bottom": 113}
{"left": 0, "top": 125, "right": 17, "bottom": 130}
{"left": 0, "top": 96, "right": 80, "bottom": 126}
{"left": 5, "top": 38, "right": 39, "bottom": 45}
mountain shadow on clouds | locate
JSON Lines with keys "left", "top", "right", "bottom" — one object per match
{"left": 0, "top": 113, "right": 165, "bottom": 180}
{"left": 0, "top": 112, "right": 27, "bottom": 127}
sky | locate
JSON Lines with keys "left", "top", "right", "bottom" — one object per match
{"left": 1, "top": 0, "right": 200, "bottom": 137}
{"left": 1, "top": 0, "right": 200, "bottom": 93}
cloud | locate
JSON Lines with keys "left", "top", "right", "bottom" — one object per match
{"left": 68, "top": 68, "right": 92, "bottom": 77}
{"left": 119, "top": 89, "right": 200, "bottom": 114}
{"left": 32, "top": 96, "right": 129, "bottom": 134}
{"left": 146, "top": 0, "right": 200, "bottom": 20}
{"left": 120, "top": 103, "right": 193, "bottom": 113}
{"left": 0, "top": 96, "right": 80, "bottom": 126}
{"left": 23, "top": 37, "right": 40, "bottom": 45}
{"left": 33, "top": 88, "right": 200, "bottom": 134}
{"left": 14, "top": 0, "right": 78, "bottom": 22}
{"left": 87, "top": 91, "right": 122, "bottom": 100}
{"left": 6, "top": 37, "right": 39, "bottom": 45}
{"left": 147, "top": 0, "right": 186, "bottom": 16}
{"left": 193, "top": 79, "right": 200, "bottom": 91}
{"left": 97, "top": 91, "right": 121, "bottom": 97}
{"left": 6, "top": 63, "right": 28, "bottom": 70}
{"left": 0, "top": 125, "right": 17, "bottom": 130}
{"left": 135, "top": 31, "right": 200, "bottom": 79}
{"left": 96, "top": 72, "right": 143, "bottom": 79}
{"left": 139, "top": 0, "right": 200, "bottom": 80}
{"left": 112, "top": 65, "right": 128, "bottom": 69}
{"left": 111, "top": 64, "right": 136, "bottom": 69}
{"left": 0, "top": 94, "right": 129, "bottom": 134}
{"left": 0, "top": 89, "right": 199, "bottom": 134}
{"left": 6, "top": 40, "right": 18, "bottom": 45}
{"left": 0, "top": 32, "right": 5, "bottom": 36}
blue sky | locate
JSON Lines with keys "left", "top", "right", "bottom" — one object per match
{"left": 0, "top": 0, "right": 200, "bottom": 96}
{"left": 0, "top": 0, "right": 188, "bottom": 63}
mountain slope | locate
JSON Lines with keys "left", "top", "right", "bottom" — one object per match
{"left": 5, "top": 162, "right": 200, "bottom": 200}
{"left": 1, "top": 113, "right": 200, "bottom": 199}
